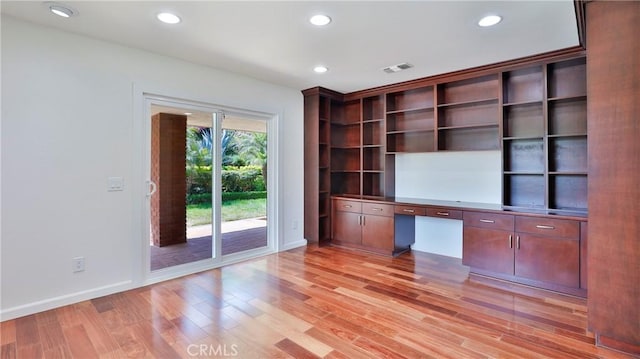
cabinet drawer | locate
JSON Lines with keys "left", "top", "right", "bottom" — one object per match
{"left": 333, "top": 199, "right": 362, "bottom": 213}
{"left": 463, "top": 211, "right": 514, "bottom": 231}
{"left": 395, "top": 205, "right": 426, "bottom": 216}
{"left": 426, "top": 207, "right": 462, "bottom": 220}
{"left": 362, "top": 202, "right": 394, "bottom": 217}
{"left": 515, "top": 216, "right": 579, "bottom": 239}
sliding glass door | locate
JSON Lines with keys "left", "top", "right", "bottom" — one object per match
{"left": 145, "top": 98, "right": 272, "bottom": 275}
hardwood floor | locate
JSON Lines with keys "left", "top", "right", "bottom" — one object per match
{"left": 1, "top": 246, "right": 635, "bottom": 358}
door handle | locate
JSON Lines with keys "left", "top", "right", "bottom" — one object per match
{"left": 516, "top": 235, "right": 521, "bottom": 249}
{"left": 361, "top": 215, "right": 365, "bottom": 226}
{"left": 403, "top": 209, "right": 415, "bottom": 213}
{"left": 146, "top": 180, "right": 157, "bottom": 197}
{"left": 479, "top": 219, "right": 495, "bottom": 223}
{"left": 509, "top": 235, "right": 513, "bottom": 249}
{"left": 436, "top": 211, "right": 449, "bottom": 216}
{"left": 371, "top": 207, "right": 383, "bottom": 211}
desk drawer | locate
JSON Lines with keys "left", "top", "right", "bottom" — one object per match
{"left": 515, "top": 216, "right": 579, "bottom": 239}
{"left": 426, "top": 208, "right": 462, "bottom": 220}
{"left": 363, "top": 202, "right": 394, "bottom": 217}
{"left": 333, "top": 199, "right": 362, "bottom": 213}
{"left": 395, "top": 205, "right": 426, "bottom": 216}
{"left": 463, "top": 211, "right": 514, "bottom": 231}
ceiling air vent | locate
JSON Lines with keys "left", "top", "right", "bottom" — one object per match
{"left": 383, "top": 62, "right": 413, "bottom": 73}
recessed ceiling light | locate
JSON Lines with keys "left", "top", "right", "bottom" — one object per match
{"left": 157, "top": 12, "right": 181, "bottom": 24}
{"left": 314, "top": 66, "right": 328, "bottom": 73}
{"left": 47, "top": 3, "right": 77, "bottom": 18}
{"left": 478, "top": 15, "right": 502, "bottom": 27}
{"left": 310, "top": 14, "right": 331, "bottom": 26}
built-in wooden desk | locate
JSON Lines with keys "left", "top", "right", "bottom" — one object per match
{"left": 331, "top": 195, "right": 588, "bottom": 297}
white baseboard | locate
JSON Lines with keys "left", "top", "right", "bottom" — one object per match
{"left": 0, "top": 280, "right": 133, "bottom": 321}
{"left": 1, "top": 241, "right": 307, "bottom": 322}
{"left": 281, "top": 239, "right": 307, "bottom": 251}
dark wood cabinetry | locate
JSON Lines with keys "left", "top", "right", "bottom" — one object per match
{"left": 586, "top": 2, "right": 640, "bottom": 354}
{"left": 331, "top": 198, "right": 396, "bottom": 255}
{"left": 463, "top": 211, "right": 584, "bottom": 296}
{"left": 463, "top": 212, "right": 515, "bottom": 275}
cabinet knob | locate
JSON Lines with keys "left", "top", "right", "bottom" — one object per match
{"left": 479, "top": 219, "right": 495, "bottom": 223}
{"left": 535, "top": 225, "right": 555, "bottom": 230}
{"left": 436, "top": 211, "right": 450, "bottom": 216}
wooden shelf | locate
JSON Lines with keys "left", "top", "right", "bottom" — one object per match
{"left": 387, "top": 131, "right": 435, "bottom": 153}
{"left": 387, "top": 129, "right": 434, "bottom": 135}
{"left": 549, "top": 171, "right": 588, "bottom": 175}
{"left": 503, "top": 136, "right": 544, "bottom": 141}
{"left": 503, "top": 66, "right": 544, "bottom": 104}
{"left": 547, "top": 133, "right": 587, "bottom": 138}
{"left": 438, "top": 126, "right": 499, "bottom": 151}
{"left": 504, "top": 171, "right": 545, "bottom": 175}
{"left": 438, "top": 123, "right": 497, "bottom": 131}
{"left": 386, "top": 86, "right": 434, "bottom": 113}
{"left": 503, "top": 100, "right": 544, "bottom": 107}
{"left": 437, "top": 98, "right": 498, "bottom": 109}
{"left": 386, "top": 107, "right": 434, "bottom": 115}
{"left": 548, "top": 95, "right": 587, "bottom": 102}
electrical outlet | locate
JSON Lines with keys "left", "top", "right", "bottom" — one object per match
{"left": 73, "top": 257, "right": 85, "bottom": 273}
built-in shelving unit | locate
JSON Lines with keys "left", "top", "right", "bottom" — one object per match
{"left": 362, "top": 95, "right": 387, "bottom": 197}
{"left": 436, "top": 74, "right": 500, "bottom": 151}
{"left": 386, "top": 86, "right": 435, "bottom": 153}
{"left": 331, "top": 99, "right": 361, "bottom": 196}
{"left": 303, "top": 51, "right": 587, "bottom": 244}
{"left": 501, "top": 57, "right": 587, "bottom": 214}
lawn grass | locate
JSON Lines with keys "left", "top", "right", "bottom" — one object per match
{"left": 187, "top": 198, "right": 266, "bottom": 226}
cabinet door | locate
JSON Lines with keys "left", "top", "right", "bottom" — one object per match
{"left": 515, "top": 233, "right": 579, "bottom": 288}
{"left": 332, "top": 211, "right": 362, "bottom": 245}
{"left": 463, "top": 227, "right": 514, "bottom": 275}
{"left": 361, "top": 215, "right": 394, "bottom": 251}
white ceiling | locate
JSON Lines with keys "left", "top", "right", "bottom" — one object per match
{"left": 0, "top": 1, "right": 579, "bottom": 94}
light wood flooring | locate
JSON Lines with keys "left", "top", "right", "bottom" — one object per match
{"left": 1, "top": 245, "right": 635, "bottom": 358}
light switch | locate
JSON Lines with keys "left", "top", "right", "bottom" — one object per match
{"left": 107, "top": 176, "right": 124, "bottom": 191}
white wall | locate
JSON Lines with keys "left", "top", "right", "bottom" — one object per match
{"left": 395, "top": 151, "right": 501, "bottom": 258}
{"left": 0, "top": 16, "right": 305, "bottom": 320}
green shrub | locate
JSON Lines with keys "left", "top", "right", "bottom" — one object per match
{"left": 221, "top": 166, "right": 263, "bottom": 192}
{"left": 222, "top": 191, "right": 267, "bottom": 202}
{"left": 186, "top": 165, "right": 212, "bottom": 195}
{"left": 186, "top": 191, "right": 266, "bottom": 205}
{"left": 187, "top": 165, "right": 265, "bottom": 195}
{"left": 186, "top": 193, "right": 212, "bottom": 205}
